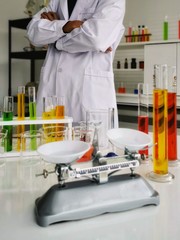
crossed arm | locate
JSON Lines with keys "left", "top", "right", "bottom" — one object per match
{"left": 40, "top": 11, "right": 112, "bottom": 53}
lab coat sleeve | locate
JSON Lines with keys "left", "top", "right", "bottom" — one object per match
{"left": 55, "top": 0, "right": 125, "bottom": 53}
{"left": 26, "top": 1, "right": 67, "bottom": 47}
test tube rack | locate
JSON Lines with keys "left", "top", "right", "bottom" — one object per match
{"left": 0, "top": 116, "right": 73, "bottom": 158}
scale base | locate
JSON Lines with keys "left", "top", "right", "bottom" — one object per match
{"left": 35, "top": 174, "right": 159, "bottom": 227}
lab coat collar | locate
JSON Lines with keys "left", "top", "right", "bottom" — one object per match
{"left": 59, "top": 0, "right": 68, "bottom": 20}
{"left": 60, "top": 0, "right": 86, "bottom": 20}
{"left": 70, "top": 0, "right": 83, "bottom": 19}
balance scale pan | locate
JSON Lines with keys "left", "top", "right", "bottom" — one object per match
{"left": 37, "top": 140, "right": 90, "bottom": 164}
{"left": 107, "top": 128, "right": 152, "bottom": 151}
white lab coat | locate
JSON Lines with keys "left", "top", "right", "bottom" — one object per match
{"left": 27, "top": 0, "right": 125, "bottom": 126}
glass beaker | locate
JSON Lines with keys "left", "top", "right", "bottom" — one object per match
{"left": 86, "top": 108, "right": 114, "bottom": 150}
{"left": 41, "top": 125, "right": 68, "bottom": 144}
{"left": 72, "top": 124, "right": 95, "bottom": 162}
{"left": 147, "top": 64, "right": 174, "bottom": 182}
{"left": 138, "top": 83, "right": 149, "bottom": 160}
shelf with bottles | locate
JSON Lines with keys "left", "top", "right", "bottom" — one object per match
{"left": 113, "top": 68, "right": 144, "bottom": 72}
{"left": 125, "top": 33, "right": 152, "bottom": 43}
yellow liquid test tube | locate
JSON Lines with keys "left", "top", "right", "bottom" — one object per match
{"left": 17, "top": 86, "right": 25, "bottom": 152}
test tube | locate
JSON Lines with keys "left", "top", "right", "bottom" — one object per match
{"left": 138, "top": 83, "right": 149, "bottom": 159}
{"left": 147, "top": 64, "right": 174, "bottom": 182}
{"left": 17, "top": 86, "right": 25, "bottom": 151}
{"left": 3, "top": 96, "right": 14, "bottom": 152}
{"left": 28, "top": 87, "right": 37, "bottom": 150}
{"left": 28, "top": 87, "right": 36, "bottom": 120}
{"left": 52, "top": 96, "right": 65, "bottom": 119}
{"left": 167, "top": 66, "right": 179, "bottom": 166}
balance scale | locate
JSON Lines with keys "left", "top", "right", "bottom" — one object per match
{"left": 35, "top": 128, "right": 159, "bottom": 227}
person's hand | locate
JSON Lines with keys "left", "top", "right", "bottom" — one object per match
{"left": 41, "top": 11, "right": 59, "bottom": 21}
{"left": 105, "top": 47, "right": 112, "bottom": 53}
{"left": 63, "top": 20, "right": 84, "bottom": 33}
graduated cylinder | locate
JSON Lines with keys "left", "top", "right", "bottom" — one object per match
{"left": 153, "top": 64, "right": 168, "bottom": 175}
{"left": 167, "top": 66, "right": 177, "bottom": 162}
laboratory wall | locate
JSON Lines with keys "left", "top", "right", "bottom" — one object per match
{"left": 0, "top": 0, "right": 30, "bottom": 108}
{"left": 0, "top": 0, "right": 180, "bottom": 108}
{"left": 123, "top": 0, "right": 180, "bottom": 42}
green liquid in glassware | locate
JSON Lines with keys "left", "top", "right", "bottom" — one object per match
{"left": 3, "top": 111, "right": 13, "bottom": 152}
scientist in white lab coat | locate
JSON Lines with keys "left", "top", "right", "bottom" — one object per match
{"left": 27, "top": 0, "right": 125, "bottom": 126}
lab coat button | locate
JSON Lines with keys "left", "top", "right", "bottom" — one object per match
{"left": 58, "top": 68, "right": 62, "bottom": 72}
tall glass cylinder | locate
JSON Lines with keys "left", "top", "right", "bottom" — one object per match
{"left": 17, "top": 86, "right": 25, "bottom": 120}
{"left": 17, "top": 86, "right": 25, "bottom": 151}
{"left": 28, "top": 87, "right": 36, "bottom": 120}
{"left": 167, "top": 66, "right": 179, "bottom": 166}
{"left": 147, "top": 64, "right": 174, "bottom": 182}
{"left": 138, "top": 83, "right": 149, "bottom": 159}
{"left": 3, "top": 96, "right": 14, "bottom": 152}
{"left": 28, "top": 87, "right": 37, "bottom": 150}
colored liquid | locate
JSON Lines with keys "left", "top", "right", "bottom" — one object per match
{"left": 153, "top": 89, "right": 168, "bottom": 175}
{"left": 29, "top": 102, "right": 36, "bottom": 120}
{"left": 17, "top": 93, "right": 25, "bottom": 120}
{"left": 163, "top": 21, "right": 168, "bottom": 40}
{"left": 16, "top": 125, "right": 25, "bottom": 152}
{"left": 56, "top": 105, "right": 65, "bottom": 118}
{"left": 77, "top": 145, "right": 94, "bottom": 162}
{"left": 17, "top": 93, "right": 25, "bottom": 151}
{"left": 44, "top": 126, "right": 66, "bottom": 143}
{"left": 168, "top": 92, "right": 177, "bottom": 160}
{"left": 118, "top": 87, "right": 126, "bottom": 93}
{"left": 3, "top": 112, "right": 13, "bottom": 152}
{"left": 29, "top": 102, "right": 37, "bottom": 150}
{"left": 55, "top": 105, "right": 65, "bottom": 128}
{"left": 30, "top": 125, "right": 37, "bottom": 150}
{"left": 42, "top": 111, "right": 52, "bottom": 129}
{"left": 138, "top": 115, "right": 148, "bottom": 156}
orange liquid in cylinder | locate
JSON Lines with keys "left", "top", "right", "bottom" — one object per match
{"left": 153, "top": 89, "right": 168, "bottom": 175}
{"left": 168, "top": 92, "right": 177, "bottom": 160}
